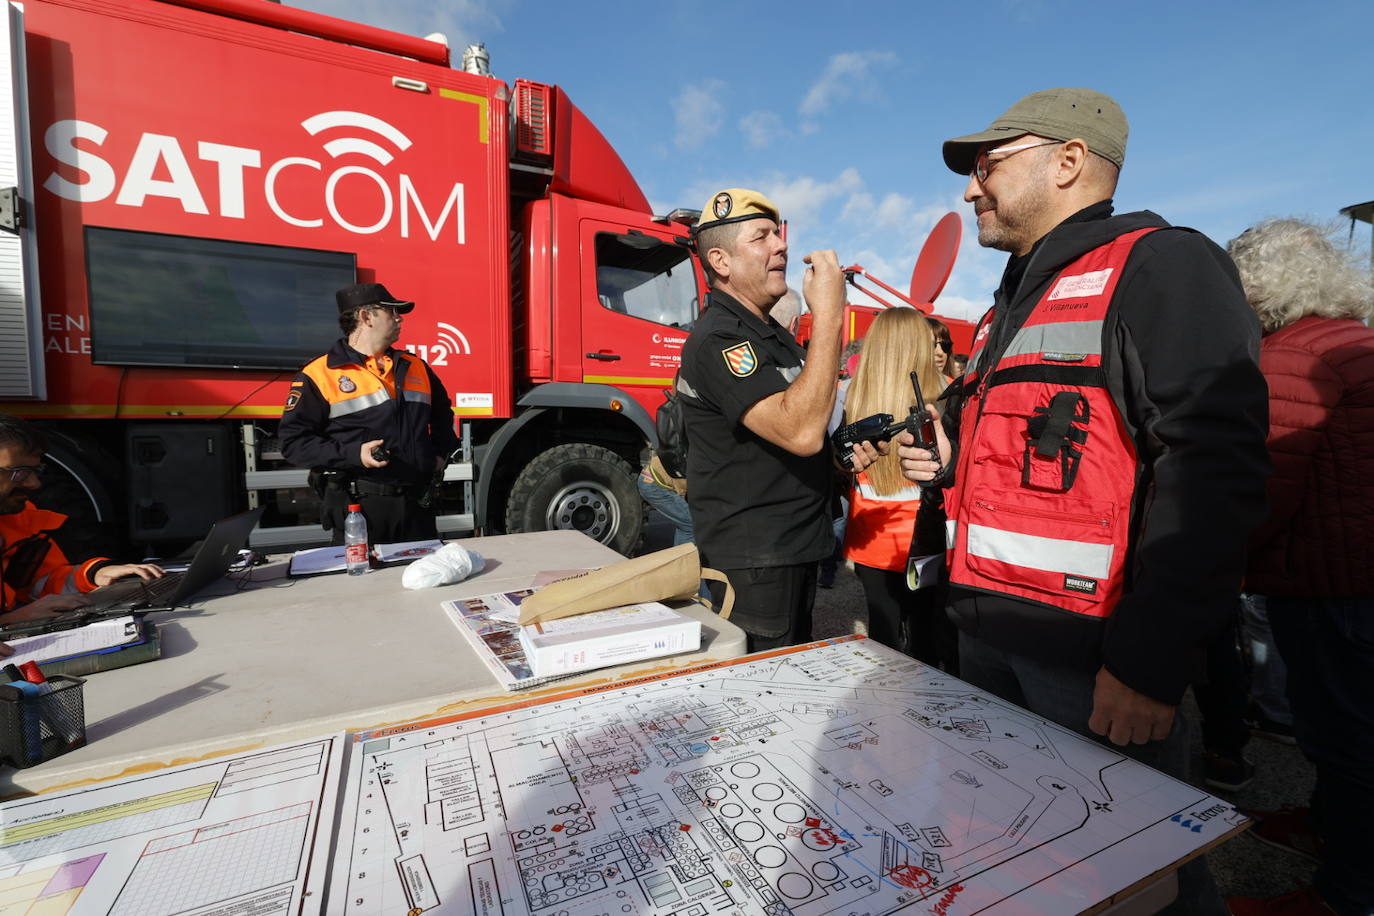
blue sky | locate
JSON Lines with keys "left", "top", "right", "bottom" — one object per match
{"left": 295, "top": 0, "right": 1374, "bottom": 321}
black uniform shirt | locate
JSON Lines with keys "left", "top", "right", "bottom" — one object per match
{"left": 679, "top": 290, "right": 832, "bottom": 568}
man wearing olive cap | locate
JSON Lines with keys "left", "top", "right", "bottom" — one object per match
{"left": 280, "top": 282, "right": 459, "bottom": 544}
{"left": 679, "top": 189, "right": 876, "bottom": 651}
{"left": 899, "top": 89, "right": 1268, "bottom": 911}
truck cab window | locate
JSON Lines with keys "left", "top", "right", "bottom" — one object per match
{"left": 594, "top": 232, "right": 697, "bottom": 328}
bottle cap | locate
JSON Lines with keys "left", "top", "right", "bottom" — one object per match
{"left": 348, "top": 504, "right": 362, "bottom": 512}
{"left": 19, "top": 661, "right": 47, "bottom": 684}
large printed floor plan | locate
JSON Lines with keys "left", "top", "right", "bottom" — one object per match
{"left": 335, "top": 637, "right": 1244, "bottom": 915}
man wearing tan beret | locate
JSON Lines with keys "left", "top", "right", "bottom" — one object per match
{"left": 679, "top": 189, "right": 875, "bottom": 651}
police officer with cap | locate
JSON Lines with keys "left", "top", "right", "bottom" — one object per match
{"left": 679, "top": 189, "right": 878, "bottom": 651}
{"left": 280, "top": 282, "right": 460, "bottom": 544}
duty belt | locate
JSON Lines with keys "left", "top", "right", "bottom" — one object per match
{"left": 352, "top": 478, "right": 421, "bottom": 498}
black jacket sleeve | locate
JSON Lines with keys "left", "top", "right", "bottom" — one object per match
{"left": 425, "top": 363, "right": 461, "bottom": 459}
{"left": 278, "top": 374, "right": 354, "bottom": 470}
{"left": 1101, "top": 229, "right": 1271, "bottom": 704}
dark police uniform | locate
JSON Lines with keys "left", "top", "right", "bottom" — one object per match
{"left": 679, "top": 290, "right": 833, "bottom": 649}
{"left": 279, "top": 339, "right": 460, "bottom": 544}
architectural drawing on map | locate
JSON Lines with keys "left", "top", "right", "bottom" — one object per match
{"left": 0, "top": 737, "right": 341, "bottom": 916}
{"left": 334, "top": 638, "right": 1246, "bottom": 916}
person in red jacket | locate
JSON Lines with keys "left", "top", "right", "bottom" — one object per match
{"left": 1224, "top": 219, "right": 1374, "bottom": 916}
{"left": 0, "top": 415, "right": 164, "bottom": 624}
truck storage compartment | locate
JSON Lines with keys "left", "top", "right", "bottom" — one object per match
{"left": 124, "top": 423, "right": 234, "bottom": 541}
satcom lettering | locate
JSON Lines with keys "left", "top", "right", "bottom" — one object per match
{"left": 41, "top": 118, "right": 466, "bottom": 242}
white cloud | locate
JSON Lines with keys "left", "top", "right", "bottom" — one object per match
{"left": 799, "top": 50, "right": 898, "bottom": 119}
{"left": 874, "top": 193, "right": 916, "bottom": 229}
{"left": 765, "top": 167, "right": 865, "bottom": 229}
{"left": 840, "top": 191, "right": 875, "bottom": 225}
{"left": 739, "top": 110, "right": 785, "bottom": 149}
{"left": 673, "top": 81, "right": 726, "bottom": 150}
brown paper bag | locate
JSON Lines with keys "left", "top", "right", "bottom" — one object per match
{"left": 517, "top": 542, "right": 734, "bottom": 625}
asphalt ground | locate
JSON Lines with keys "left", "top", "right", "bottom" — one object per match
{"left": 642, "top": 513, "right": 1320, "bottom": 907}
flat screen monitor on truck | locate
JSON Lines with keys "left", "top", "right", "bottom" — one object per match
{"left": 86, "top": 227, "right": 355, "bottom": 371}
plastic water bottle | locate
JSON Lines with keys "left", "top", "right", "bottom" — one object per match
{"left": 344, "top": 503, "right": 369, "bottom": 575}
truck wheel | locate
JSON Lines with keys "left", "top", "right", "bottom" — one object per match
{"left": 505, "top": 443, "right": 644, "bottom": 555}
{"left": 33, "top": 429, "right": 122, "bottom": 558}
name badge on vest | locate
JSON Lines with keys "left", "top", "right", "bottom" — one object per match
{"left": 1047, "top": 268, "right": 1114, "bottom": 300}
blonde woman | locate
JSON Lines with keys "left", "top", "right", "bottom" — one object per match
{"left": 841, "top": 308, "right": 951, "bottom": 662}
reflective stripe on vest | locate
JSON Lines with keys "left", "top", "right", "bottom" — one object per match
{"left": 945, "top": 227, "right": 1158, "bottom": 617}
{"left": 965, "top": 523, "right": 1113, "bottom": 579}
{"left": 329, "top": 388, "right": 390, "bottom": 419}
{"left": 303, "top": 352, "right": 434, "bottom": 419}
{"left": 855, "top": 479, "right": 922, "bottom": 503}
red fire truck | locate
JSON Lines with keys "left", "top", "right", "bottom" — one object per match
{"left": 0, "top": 0, "right": 972, "bottom": 554}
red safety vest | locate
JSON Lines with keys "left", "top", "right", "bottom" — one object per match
{"left": 945, "top": 228, "right": 1158, "bottom": 617}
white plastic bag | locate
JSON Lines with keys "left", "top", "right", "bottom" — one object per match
{"left": 401, "top": 543, "right": 484, "bottom": 589}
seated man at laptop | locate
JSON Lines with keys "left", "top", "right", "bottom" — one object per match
{"left": 0, "top": 415, "right": 164, "bottom": 625}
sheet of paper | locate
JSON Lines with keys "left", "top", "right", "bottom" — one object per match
{"left": 2, "top": 616, "right": 143, "bottom": 667}
{"left": 291, "top": 541, "right": 444, "bottom": 576}
{"left": 0, "top": 735, "right": 344, "bottom": 915}
{"left": 331, "top": 638, "right": 1246, "bottom": 915}
{"left": 906, "top": 553, "right": 945, "bottom": 590}
{"left": 373, "top": 539, "right": 441, "bottom": 563}
{"left": 289, "top": 545, "right": 349, "bottom": 576}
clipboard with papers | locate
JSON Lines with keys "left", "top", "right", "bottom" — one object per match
{"left": 3, "top": 616, "right": 162, "bottom": 677}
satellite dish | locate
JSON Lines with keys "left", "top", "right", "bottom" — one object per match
{"left": 909, "top": 212, "right": 962, "bottom": 307}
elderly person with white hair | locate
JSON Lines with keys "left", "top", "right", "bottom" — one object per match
{"left": 1225, "top": 218, "right": 1374, "bottom": 916}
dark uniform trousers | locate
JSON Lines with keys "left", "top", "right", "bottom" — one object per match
{"left": 321, "top": 482, "right": 438, "bottom": 546}
{"left": 706, "top": 563, "right": 819, "bottom": 652}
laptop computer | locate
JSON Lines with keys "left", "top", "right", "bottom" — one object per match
{"left": 82, "top": 507, "right": 266, "bottom": 614}
{"left": 2, "top": 508, "right": 265, "bottom": 636}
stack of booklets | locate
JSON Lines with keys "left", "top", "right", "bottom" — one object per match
{"left": 442, "top": 588, "right": 700, "bottom": 691}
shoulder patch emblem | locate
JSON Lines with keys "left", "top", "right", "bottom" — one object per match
{"left": 721, "top": 341, "right": 757, "bottom": 377}
{"left": 338, "top": 375, "right": 356, "bottom": 393}
{"left": 284, "top": 390, "right": 301, "bottom": 411}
